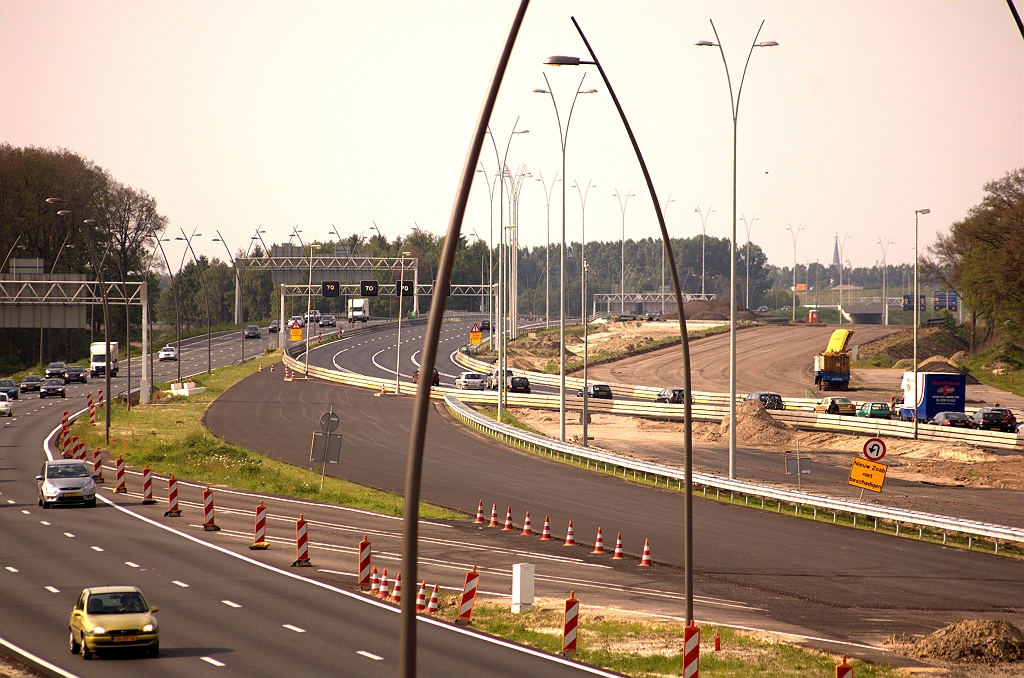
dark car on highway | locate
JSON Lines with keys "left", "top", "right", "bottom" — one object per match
{"left": 39, "top": 379, "right": 66, "bottom": 399}
{"left": 244, "top": 325, "right": 261, "bottom": 339}
{"left": 64, "top": 366, "right": 88, "bottom": 384}
{"left": 972, "top": 407, "right": 1017, "bottom": 432}
{"left": 413, "top": 368, "right": 440, "bottom": 386}
{"left": 269, "top": 320, "right": 280, "bottom": 333}
{"left": 20, "top": 375, "right": 42, "bottom": 393}
{"left": 480, "top": 320, "right": 490, "bottom": 331}
{"left": 321, "top": 314, "right": 337, "bottom": 327}
{"left": 0, "top": 379, "right": 18, "bottom": 400}
{"left": 745, "top": 391, "right": 784, "bottom": 411}
{"left": 577, "top": 384, "right": 613, "bottom": 399}
{"left": 508, "top": 376, "right": 531, "bottom": 394}
{"left": 45, "top": 362, "right": 67, "bottom": 379}
{"left": 655, "top": 387, "right": 688, "bottom": 404}
{"left": 930, "top": 411, "right": 974, "bottom": 428}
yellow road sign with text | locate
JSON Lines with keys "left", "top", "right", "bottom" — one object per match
{"left": 470, "top": 330, "right": 482, "bottom": 345}
{"left": 290, "top": 328, "right": 303, "bottom": 342}
{"left": 848, "top": 457, "right": 887, "bottom": 493}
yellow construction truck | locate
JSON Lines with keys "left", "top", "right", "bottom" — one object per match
{"left": 813, "top": 329, "right": 852, "bottom": 390}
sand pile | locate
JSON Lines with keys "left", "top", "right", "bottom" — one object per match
{"left": 719, "top": 399, "right": 794, "bottom": 446}
{"left": 908, "top": 620, "right": 1024, "bottom": 664}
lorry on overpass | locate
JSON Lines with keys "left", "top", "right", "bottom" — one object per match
{"left": 813, "top": 329, "right": 852, "bottom": 391}
{"left": 347, "top": 298, "right": 369, "bottom": 323}
{"left": 898, "top": 371, "right": 967, "bottom": 422}
{"left": 89, "top": 341, "right": 120, "bottom": 378}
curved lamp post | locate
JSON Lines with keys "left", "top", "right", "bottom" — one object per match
{"left": 212, "top": 232, "right": 244, "bottom": 364}
{"left": 661, "top": 195, "right": 675, "bottom": 315}
{"left": 153, "top": 236, "right": 183, "bottom": 383}
{"left": 786, "top": 224, "right": 803, "bottom": 321}
{"left": 913, "top": 208, "right": 930, "bottom": 439}
{"left": 614, "top": 188, "right": 635, "bottom": 315}
{"left": 695, "top": 205, "right": 714, "bottom": 297}
{"left": 536, "top": 172, "right": 560, "bottom": 328}
{"left": 574, "top": 179, "right": 595, "bottom": 447}
{"left": 533, "top": 74, "right": 597, "bottom": 442}
{"left": 177, "top": 229, "right": 211, "bottom": 374}
{"left": 697, "top": 20, "right": 779, "bottom": 480}
{"left": 878, "top": 237, "right": 893, "bottom": 326}
{"left": 740, "top": 213, "right": 758, "bottom": 309}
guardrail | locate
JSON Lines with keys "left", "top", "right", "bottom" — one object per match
{"left": 443, "top": 394, "right": 1024, "bottom": 554}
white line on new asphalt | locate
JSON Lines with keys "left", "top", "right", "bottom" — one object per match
{"left": 201, "top": 656, "right": 225, "bottom": 666}
{"left": 357, "top": 650, "right": 383, "bottom": 660}
{"left": 222, "top": 600, "right": 241, "bottom": 608}
{"left": 283, "top": 624, "right": 306, "bottom": 633}
{"left": 172, "top": 580, "right": 189, "bottom": 587}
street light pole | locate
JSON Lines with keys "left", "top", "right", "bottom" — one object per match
{"left": 212, "top": 231, "right": 244, "bottom": 365}
{"left": 177, "top": 229, "right": 212, "bottom": 374}
{"left": 740, "top": 213, "right": 758, "bottom": 309}
{"left": 698, "top": 19, "right": 779, "bottom": 481}
{"left": 574, "top": 179, "right": 595, "bottom": 447}
{"left": 614, "top": 188, "right": 635, "bottom": 315}
{"left": 661, "top": 196, "right": 674, "bottom": 315}
{"left": 913, "top": 208, "right": 930, "bottom": 439}
{"left": 695, "top": 205, "right": 713, "bottom": 297}
{"left": 535, "top": 77, "right": 597, "bottom": 442}
{"left": 836, "top": 232, "right": 850, "bottom": 324}
{"left": 878, "top": 237, "right": 893, "bottom": 326}
{"left": 153, "top": 237, "right": 183, "bottom": 383}
{"left": 395, "top": 251, "right": 411, "bottom": 394}
{"left": 537, "top": 173, "right": 560, "bottom": 328}
{"left": 476, "top": 164, "right": 500, "bottom": 349}
{"left": 787, "top": 224, "right": 803, "bottom": 322}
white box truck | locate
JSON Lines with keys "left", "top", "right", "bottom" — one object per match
{"left": 90, "top": 342, "right": 120, "bottom": 378}
{"left": 347, "top": 298, "right": 369, "bottom": 323}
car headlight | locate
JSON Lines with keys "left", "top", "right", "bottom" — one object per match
{"left": 142, "top": 623, "right": 155, "bottom": 633}
{"left": 43, "top": 482, "right": 58, "bottom": 497}
{"left": 90, "top": 627, "right": 106, "bottom": 635}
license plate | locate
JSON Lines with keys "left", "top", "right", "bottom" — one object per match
{"left": 64, "top": 493, "right": 80, "bottom": 498}
{"left": 113, "top": 635, "right": 137, "bottom": 642}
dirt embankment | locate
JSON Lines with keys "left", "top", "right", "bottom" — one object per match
{"left": 892, "top": 619, "right": 1024, "bottom": 669}
{"left": 662, "top": 299, "right": 760, "bottom": 322}
{"left": 859, "top": 326, "right": 969, "bottom": 366}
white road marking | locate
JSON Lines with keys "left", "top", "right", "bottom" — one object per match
{"left": 172, "top": 580, "right": 189, "bottom": 587}
{"left": 91, "top": 546, "right": 103, "bottom": 552}
{"left": 282, "top": 624, "right": 306, "bottom": 633}
{"left": 63, "top": 532, "right": 74, "bottom": 538}
{"left": 125, "top": 561, "right": 139, "bottom": 568}
{"left": 201, "top": 656, "right": 225, "bottom": 666}
{"left": 357, "top": 650, "right": 383, "bottom": 660}
{"left": 5, "top": 567, "right": 17, "bottom": 573}
{"left": 222, "top": 600, "right": 241, "bottom": 608}
{"left": 45, "top": 586, "right": 59, "bottom": 593}
{"left": 7, "top": 500, "right": 15, "bottom": 504}
{"left": 40, "top": 521, "right": 50, "bottom": 526}
{"left": 20, "top": 510, "right": 29, "bottom": 515}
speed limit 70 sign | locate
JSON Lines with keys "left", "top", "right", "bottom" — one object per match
{"left": 863, "top": 437, "right": 886, "bottom": 461}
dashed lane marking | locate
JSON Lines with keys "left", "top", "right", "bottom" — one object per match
{"left": 201, "top": 656, "right": 225, "bottom": 667}
{"left": 283, "top": 624, "right": 306, "bottom": 633}
{"left": 357, "top": 650, "right": 383, "bottom": 661}
{"left": 222, "top": 600, "right": 241, "bottom": 608}
{"left": 5, "top": 567, "right": 17, "bottom": 573}
{"left": 45, "top": 586, "right": 59, "bottom": 593}
{"left": 64, "top": 532, "right": 74, "bottom": 538}
{"left": 40, "top": 521, "right": 50, "bottom": 526}
{"left": 125, "top": 561, "right": 139, "bottom": 568}
{"left": 20, "top": 510, "right": 29, "bottom": 515}
{"left": 172, "top": 580, "right": 189, "bottom": 587}
{"left": 90, "top": 546, "right": 103, "bottom": 552}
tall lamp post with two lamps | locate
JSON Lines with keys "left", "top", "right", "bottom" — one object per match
{"left": 614, "top": 188, "right": 635, "bottom": 315}
{"left": 913, "top": 208, "right": 930, "bottom": 439}
{"left": 574, "top": 179, "right": 596, "bottom": 447}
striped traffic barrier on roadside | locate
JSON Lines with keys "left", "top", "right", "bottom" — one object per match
{"left": 487, "top": 503, "right": 499, "bottom": 527}
{"left": 358, "top": 535, "right": 372, "bottom": 588}
{"left": 639, "top": 538, "right": 652, "bottom": 566}
{"left": 540, "top": 515, "right": 552, "bottom": 541}
{"left": 141, "top": 466, "right": 155, "bottom": 504}
{"left": 456, "top": 566, "right": 479, "bottom": 625}
{"left": 612, "top": 532, "right": 625, "bottom": 559}
{"left": 202, "top": 487, "right": 220, "bottom": 531}
{"left": 291, "top": 514, "right": 311, "bottom": 566}
{"left": 250, "top": 501, "right": 269, "bottom": 549}
{"left": 114, "top": 457, "right": 127, "bottom": 493}
{"left": 683, "top": 620, "right": 700, "bottom": 678}
{"left": 564, "top": 520, "right": 576, "bottom": 546}
{"left": 835, "top": 655, "right": 853, "bottom": 678}
{"left": 473, "top": 500, "right": 486, "bottom": 524}
{"left": 97, "top": 389, "right": 103, "bottom": 407}
{"left": 164, "top": 475, "right": 181, "bottom": 516}
{"left": 92, "top": 448, "right": 104, "bottom": 483}
{"left": 562, "top": 591, "right": 579, "bottom": 655}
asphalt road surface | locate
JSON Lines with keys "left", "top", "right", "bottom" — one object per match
{"left": 2, "top": 327, "right": 610, "bottom": 678}
{"left": 207, "top": 357, "right": 1024, "bottom": 650}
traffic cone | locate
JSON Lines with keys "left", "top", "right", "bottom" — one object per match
{"left": 379, "top": 383, "right": 387, "bottom": 396}
{"left": 639, "top": 538, "right": 652, "bottom": 566}
{"left": 258, "top": 361, "right": 263, "bottom": 372}
{"left": 487, "top": 503, "right": 499, "bottom": 527}
{"left": 415, "top": 581, "right": 427, "bottom": 612}
{"left": 564, "top": 520, "right": 576, "bottom": 546}
{"left": 379, "top": 568, "right": 389, "bottom": 598}
{"left": 370, "top": 566, "right": 380, "bottom": 595}
{"left": 591, "top": 527, "right": 605, "bottom": 554}
{"left": 473, "top": 500, "right": 486, "bottom": 524}
{"left": 270, "top": 363, "right": 275, "bottom": 373}
{"left": 539, "top": 515, "right": 552, "bottom": 541}
{"left": 611, "top": 532, "right": 625, "bottom": 560}
{"left": 502, "top": 506, "right": 514, "bottom": 531}
{"left": 391, "top": 573, "right": 402, "bottom": 604}
{"left": 426, "top": 584, "right": 440, "bottom": 614}
{"left": 521, "top": 511, "right": 533, "bottom": 536}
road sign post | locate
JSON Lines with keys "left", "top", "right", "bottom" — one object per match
{"left": 862, "top": 437, "right": 886, "bottom": 462}
{"left": 310, "top": 406, "right": 342, "bottom": 490}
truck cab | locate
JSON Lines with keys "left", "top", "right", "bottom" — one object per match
{"left": 347, "top": 298, "right": 369, "bottom": 323}
{"left": 89, "top": 342, "right": 119, "bottom": 378}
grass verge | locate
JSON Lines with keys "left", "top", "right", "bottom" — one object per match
{"left": 473, "top": 406, "right": 545, "bottom": 436}
{"left": 71, "top": 351, "right": 462, "bottom": 520}
{"left": 431, "top": 599, "right": 899, "bottom": 677}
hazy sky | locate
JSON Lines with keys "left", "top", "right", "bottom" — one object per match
{"left": 2, "top": 1, "right": 1022, "bottom": 272}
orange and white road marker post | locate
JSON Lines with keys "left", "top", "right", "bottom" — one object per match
{"left": 164, "top": 475, "right": 181, "bottom": 517}
{"left": 97, "top": 390, "right": 104, "bottom": 408}
{"left": 612, "top": 532, "right": 625, "bottom": 559}
{"left": 258, "top": 361, "right": 263, "bottom": 372}
{"left": 378, "top": 568, "right": 389, "bottom": 598}
{"left": 92, "top": 448, "right": 104, "bottom": 483}
{"left": 502, "top": 506, "right": 514, "bottom": 531}
{"left": 835, "top": 655, "right": 853, "bottom": 678}
{"left": 563, "top": 520, "right": 576, "bottom": 546}
{"left": 369, "top": 566, "right": 380, "bottom": 595}
{"left": 358, "top": 535, "right": 372, "bottom": 589}
{"left": 426, "top": 584, "right": 439, "bottom": 614}
{"left": 561, "top": 591, "right": 579, "bottom": 657}
{"left": 202, "top": 486, "right": 220, "bottom": 531}
{"left": 714, "top": 632, "right": 720, "bottom": 652}
{"left": 88, "top": 395, "right": 96, "bottom": 425}
{"left": 521, "top": 511, "right": 533, "bottom": 536}
{"left": 390, "top": 573, "right": 402, "bottom": 604}
{"left": 639, "top": 538, "right": 652, "bottom": 566}
{"left": 114, "top": 457, "right": 127, "bottom": 493}
{"left": 291, "top": 513, "right": 311, "bottom": 566}
{"left": 591, "top": 527, "right": 605, "bottom": 554}
{"left": 250, "top": 501, "right": 269, "bottom": 549}
{"left": 539, "top": 515, "right": 552, "bottom": 541}
{"left": 473, "top": 500, "right": 485, "bottom": 523}
{"left": 487, "top": 503, "right": 499, "bottom": 527}
{"left": 683, "top": 620, "right": 700, "bottom": 678}
{"left": 455, "top": 565, "right": 480, "bottom": 625}
{"left": 141, "top": 466, "right": 156, "bottom": 505}
{"left": 415, "top": 581, "right": 427, "bottom": 612}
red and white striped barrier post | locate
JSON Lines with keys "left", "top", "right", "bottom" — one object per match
{"left": 88, "top": 394, "right": 96, "bottom": 425}
{"left": 539, "top": 515, "right": 552, "bottom": 541}
{"left": 591, "top": 527, "right": 605, "bottom": 554}
{"left": 97, "top": 390, "right": 104, "bottom": 407}
{"left": 378, "top": 568, "right": 389, "bottom": 598}
{"left": 521, "top": 511, "right": 533, "bottom": 536}
{"left": 250, "top": 501, "right": 269, "bottom": 549}
{"left": 114, "top": 457, "right": 127, "bottom": 494}
{"left": 473, "top": 500, "right": 486, "bottom": 524}
{"left": 502, "top": 506, "right": 514, "bottom": 531}
{"left": 358, "top": 535, "right": 372, "bottom": 589}
{"left": 561, "top": 591, "right": 579, "bottom": 656}
{"left": 141, "top": 466, "right": 155, "bottom": 505}
{"left": 426, "top": 584, "right": 439, "bottom": 614}
{"left": 92, "top": 448, "right": 104, "bottom": 483}
{"left": 487, "top": 503, "right": 499, "bottom": 527}
{"left": 415, "top": 581, "right": 427, "bottom": 612}
{"left": 390, "top": 573, "right": 402, "bottom": 604}
{"left": 612, "top": 532, "right": 624, "bottom": 560}
{"left": 71, "top": 437, "right": 83, "bottom": 460}
{"left": 164, "top": 475, "right": 181, "bottom": 516}
{"left": 563, "top": 520, "right": 576, "bottom": 546}
{"left": 291, "top": 514, "right": 311, "bottom": 566}
{"left": 202, "top": 486, "right": 220, "bottom": 531}
{"left": 61, "top": 409, "right": 68, "bottom": 428}
{"left": 455, "top": 565, "right": 480, "bottom": 625}
{"left": 682, "top": 620, "right": 700, "bottom": 678}
{"left": 639, "top": 538, "right": 652, "bottom": 566}
{"left": 835, "top": 655, "right": 853, "bottom": 678}
{"left": 370, "top": 566, "right": 380, "bottom": 595}
{"left": 61, "top": 428, "right": 70, "bottom": 458}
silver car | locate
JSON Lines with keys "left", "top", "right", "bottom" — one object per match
{"left": 37, "top": 460, "right": 97, "bottom": 508}
{"left": 158, "top": 345, "right": 178, "bottom": 361}
{"left": 0, "top": 392, "right": 11, "bottom": 417}
{"left": 455, "top": 372, "right": 486, "bottom": 390}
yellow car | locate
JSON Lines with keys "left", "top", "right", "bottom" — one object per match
{"left": 814, "top": 396, "right": 856, "bottom": 416}
{"left": 69, "top": 586, "right": 159, "bottom": 659}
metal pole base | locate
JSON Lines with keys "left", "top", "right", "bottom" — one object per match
{"left": 204, "top": 524, "right": 221, "bottom": 532}
{"left": 163, "top": 510, "right": 182, "bottom": 518}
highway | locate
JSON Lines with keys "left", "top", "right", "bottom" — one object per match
{"left": 209, "top": 317, "right": 1024, "bottom": 650}
{"left": 1, "top": 325, "right": 621, "bottom": 677}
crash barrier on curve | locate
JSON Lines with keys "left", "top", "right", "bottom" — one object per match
{"left": 443, "top": 393, "right": 1024, "bottom": 556}
{"left": 251, "top": 501, "right": 269, "bottom": 549}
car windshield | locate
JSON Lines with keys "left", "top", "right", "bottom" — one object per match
{"left": 47, "top": 463, "right": 90, "bottom": 479}
{"left": 247, "top": 326, "right": 258, "bottom": 331}
{"left": 947, "top": 413, "right": 967, "bottom": 420}
{"left": 23, "top": 376, "right": 40, "bottom": 382}
{"left": 162, "top": 346, "right": 174, "bottom": 352}
{"left": 0, "top": 380, "right": 14, "bottom": 387}
{"left": 48, "top": 363, "right": 65, "bottom": 369}
{"left": 0, "top": 394, "right": 8, "bottom": 402}
{"left": 42, "top": 379, "right": 63, "bottom": 386}
{"left": 833, "top": 398, "right": 852, "bottom": 404}
{"left": 67, "top": 366, "right": 82, "bottom": 372}
{"left": 466, "top": 373, "right": 483, "bottom": 380}
{"left": 86, "top": 592, "right": 148, "bottom": 615}
{"left": 594, "top": 385, "right": 611, "bottom": 393}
